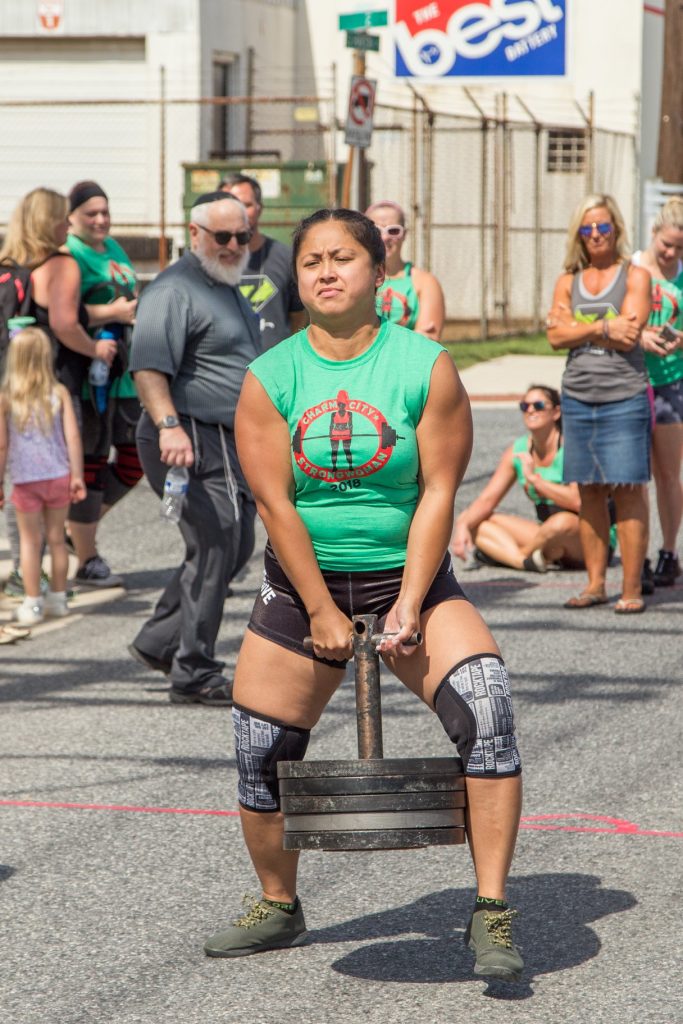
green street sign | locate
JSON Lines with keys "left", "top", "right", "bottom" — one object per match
{"left": 346, "top": 30, "right": 380, "bottom": 52}
{"left": 339, "top": 10, "right": 388, "bottom": 31}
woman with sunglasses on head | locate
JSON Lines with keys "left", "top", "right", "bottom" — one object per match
{"left": 450, "top": 385, "right": 584, "bottom": 572}
{"left": 631, "top": 197, "right": 683, "bottom": 588}
{"left": 365, "top": 200, "right": 445, "bottom": 340}
{"left": 65, "top": 180, "right": 140, "bottom": 588}
{"left": 204, "top": 209, "right": 524, "bottom": 982}
{"left": 546, "top": 194, "right": 651, "bottom": 613}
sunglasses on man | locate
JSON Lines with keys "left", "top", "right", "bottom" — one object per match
{"left": 578, "top": 222, "right": 613, "bottom": 238}
{"left": 378, "top": 224, "right": 405, "bottom": 239}
{"left": 198, "top": 224, "right": 252, "bottom": 246}
{"left": 519, "top": 400, "right": 549, "bottom": 412}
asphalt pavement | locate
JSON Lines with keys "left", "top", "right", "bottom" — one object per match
{"left": 1, "top": 358, "right": 681, "bottom": 1024}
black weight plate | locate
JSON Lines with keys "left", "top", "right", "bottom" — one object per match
{"left": 283, "top": 808, "right": 465, "bottom": 832}
{"left": 279, "top": 773, "right": 465, "bottom": 796}
{"left": 281, "top": 790, "right": 466, "bottom": 814}
{"left": 277, "top": 757, "right": 463, "bottom": 778}
{"left": 283, "top": 827, "right": 466, "bottom": 851}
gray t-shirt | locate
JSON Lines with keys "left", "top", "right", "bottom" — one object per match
{"left": 129, "top": 251, "right": 262, "bottom": 427}
{"left": 562, "top": 263, "right": 647, "bottom": 404}
{"left": 238, "top": 236, "right": 304, "bottom": 350}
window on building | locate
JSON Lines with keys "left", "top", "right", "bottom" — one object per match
{"left": 546, "top": 129, "right": 587, "bottom": 173}
{"left": 210, "top": 54, "right": 240, "bottom": 159}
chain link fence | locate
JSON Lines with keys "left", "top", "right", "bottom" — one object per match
{"left": 0, "top": 93, "right": 637, "bottom": 337}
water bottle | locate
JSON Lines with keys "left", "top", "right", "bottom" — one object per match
{"left": 160, "top": 466, "right": 189, "bottom": 524}
{"left": 90, "top": 328, "right": 116, "bottom": 413}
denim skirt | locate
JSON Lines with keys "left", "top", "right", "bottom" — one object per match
{"left": 561, "top": 391, "right": 651, "bottom": 485}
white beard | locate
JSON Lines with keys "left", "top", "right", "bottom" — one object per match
{"left": 197, "top": 248, "right": 249, "bottom": 286}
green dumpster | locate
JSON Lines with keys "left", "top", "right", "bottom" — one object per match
{"left": 182, "top": 161, "right": 331, "bottom": 245}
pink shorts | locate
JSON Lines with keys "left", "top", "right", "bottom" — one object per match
{"left": 11, "top": 474, "right": 71, "bottom": 513}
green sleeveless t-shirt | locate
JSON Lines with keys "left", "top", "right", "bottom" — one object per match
{"left": 248, "top": 319, "right": 444, "bottom": 571}
{"left": 66, "top": 234, "right": 137, "bottom": 399}
{"left": 375, "top": 263, "right": 419, "bottom": 330}
{"left": 632, "top": 253, "right": 683, "bottom": 389}
{"left": 511, "top": 434, "right": 564, "bottom": 509}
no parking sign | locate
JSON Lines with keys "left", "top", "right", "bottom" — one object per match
{"left": 344, "top": 75, "right": 377, "bottom": 149}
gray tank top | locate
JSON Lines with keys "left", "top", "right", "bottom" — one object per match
{"left": 562, "top": 263, "right": 646, "bottom": 403}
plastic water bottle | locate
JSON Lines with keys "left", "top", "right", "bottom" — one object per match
{"left": 160, "top": 466, "right": 189, "bottom": 524}
{"left": 90, "top": 328, "right": 115, "bottom": 414}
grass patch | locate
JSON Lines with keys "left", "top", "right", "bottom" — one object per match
{"left": 443, "top": 333, "right": 556, "bottom": 370}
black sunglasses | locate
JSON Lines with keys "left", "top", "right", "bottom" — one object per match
{"left": 197, "top": 224, "right": 251, "bottom": 246}
{"left": 519, "top": 400, "right": 549, "bottom": 412}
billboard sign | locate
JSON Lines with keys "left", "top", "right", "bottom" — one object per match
{"left": 394, "top": 0, "right": 566, "bottom": 78}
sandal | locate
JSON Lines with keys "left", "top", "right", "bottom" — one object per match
{"left": 0, "top": 626, "right": 18, "bottom": 644}
{"left": 564, "top": 591, "right": 608, "bottom": 609}
{"left": 1, "top": 623, "right": 31, "bottom": 639}
{"left": 614, "top": 597, "right": 645, "bottom": 615}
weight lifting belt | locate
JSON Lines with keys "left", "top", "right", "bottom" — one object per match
{"left": 233, "top": 704, "right": 310, "bottom": 812}
{"left": 434, "top": 654, "right": 521, "bottom": 778}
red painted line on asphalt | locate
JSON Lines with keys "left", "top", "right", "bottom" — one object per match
{"left": 1, "top": 801, "right": 680, "bottom": 836}
{"left": 0, "top": 798, "right": 239, "bottom": 817}
{"left": 520, "top": 813, "right": 683, "bottom": 838}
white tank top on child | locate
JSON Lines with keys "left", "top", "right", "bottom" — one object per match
{"left": 8, "top": 391, "right": 70, "bottom": 484}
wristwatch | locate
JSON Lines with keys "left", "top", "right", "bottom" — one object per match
{"left": 157, "top": 415, "right": 180, "bottom": 430}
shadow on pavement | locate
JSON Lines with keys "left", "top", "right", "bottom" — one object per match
{"left": 312, "top": 873, "right": 635, "bottom": 996}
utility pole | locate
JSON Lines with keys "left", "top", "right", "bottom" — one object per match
{"left": 656, "top": 0, "right": 683, "bottom": 182}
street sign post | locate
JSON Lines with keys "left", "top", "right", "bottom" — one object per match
{"left": 346, "top": 30, "right": 380, "bottom": 52}
{"left": 338, "top": 10, "right": 388, "bottom": 31}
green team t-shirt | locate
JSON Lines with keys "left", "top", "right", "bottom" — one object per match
{"left": 248, "top": 319, "right": 444, "bottom": 571}
{"left": 66, "top": 233, "right": 137, "bottom": 399}
{"left": 511, "top": 434, "right": 564, "bottom": 506}
{"left": 632, "top": 252, "right": 683, "bottom": 388}
{"left": 375, "top": 263, "right": 419, "bottom": 330}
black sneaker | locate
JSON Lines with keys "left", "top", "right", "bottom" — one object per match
{"left": 127, "top": 643, "right": 172, "bottom": 675}
{"left": 168, "top": 678, "right": 234, "bottom": 706}
{"left": 75, "top": 555, "right": 124, "bottom": 589}
{"left": 641, "top": 558, "right": 655, "bottom": 596}
{"left": 653, "top": 550, "right": 680, "bottom": 587}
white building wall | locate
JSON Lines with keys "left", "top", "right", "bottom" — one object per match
{"left": 300, "top": 0, "right": 643, "bottom": 132}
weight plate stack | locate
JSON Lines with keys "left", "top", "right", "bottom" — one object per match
{"left": 278, "top": 757, "right": 466, "bottom": 851}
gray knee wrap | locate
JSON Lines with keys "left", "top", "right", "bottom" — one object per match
{"left": 434, "top": 654, "right": 521, "bottom": 777}
{"left": 233, "top": 705, "right": 310, "bottom": 812}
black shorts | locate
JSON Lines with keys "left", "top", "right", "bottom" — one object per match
{"left": 248, "top": 544, "right": 467, "bottom": 667}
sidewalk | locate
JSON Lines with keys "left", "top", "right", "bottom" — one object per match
{"left": 458, "top": 354, "right": 565, "bottom": 405}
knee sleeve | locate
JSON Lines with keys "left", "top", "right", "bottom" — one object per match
{"left": 83, "top": 455, "right": 107, "bottom": 492}
{"left": 434, "top": 654, "right": 521, "bottom": 778}
{"left": 233, "top": 704, "right": 310, "bottom": 812}
{"left": 103, "top": 445, "right": 144, "bottom": 507}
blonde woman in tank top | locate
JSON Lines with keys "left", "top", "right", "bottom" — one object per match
{"left": 546, "top": 194, "right": 651, "bottom": 613}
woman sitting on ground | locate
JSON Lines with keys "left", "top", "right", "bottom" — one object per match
{"left": 450, "top": 385, "right": 583, "bottom": 572}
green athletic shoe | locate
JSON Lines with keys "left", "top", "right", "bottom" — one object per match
{"left": 465, "top": 908, "right": 523, "bottom": 983}
{"left": 204, "top": 895, "right": 308, "bottom": 958}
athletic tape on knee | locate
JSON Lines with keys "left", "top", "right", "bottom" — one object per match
{"left": 233, "top": 704, "right": 310, "bottom": 812}
{"left": 434, "top": 654, "right": 521, "bottom": 777}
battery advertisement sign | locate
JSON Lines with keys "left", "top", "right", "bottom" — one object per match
{"left": 394, "top": 0, "right": 566, "bottom": 78}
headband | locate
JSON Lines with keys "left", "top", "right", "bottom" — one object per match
{"left": 69, "top": 181, "right": 108, "bottom": 212}
{"left": 192, "top": 191, "right": 242, "bottom": 209}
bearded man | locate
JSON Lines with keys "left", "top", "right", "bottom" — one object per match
{"left": 128, "top": 192, "right": 261, "bottom": 705}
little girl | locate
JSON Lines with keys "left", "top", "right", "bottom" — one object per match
{"left": 0, "top": 327, "right": 86, "bottom": 625}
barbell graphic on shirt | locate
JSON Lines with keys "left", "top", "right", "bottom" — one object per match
{"left": 292, "top": 421, "right": 404, "bottom": 455}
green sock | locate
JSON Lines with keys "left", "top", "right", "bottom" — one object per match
{"left": 263, "top": 897, "right": 298, "bottom": 915}
{"left": 475, "top": 895, "right": 508, "bottom": 913}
